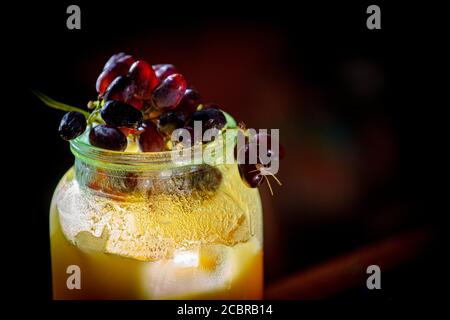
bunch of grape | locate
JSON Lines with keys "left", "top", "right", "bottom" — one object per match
{"left": 58, "top": 53, "right": 226, "bottom": 152}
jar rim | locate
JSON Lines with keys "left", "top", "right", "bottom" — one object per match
{"left": 70, "top": 129, "right": 237, "bottom": 170}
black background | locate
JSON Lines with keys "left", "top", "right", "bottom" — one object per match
{"left": 5, "top": 0, "right": 444, "bottom": 308}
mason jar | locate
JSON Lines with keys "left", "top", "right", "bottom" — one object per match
{"left": 50, "top": 132, "right": 263, "bottom": 299}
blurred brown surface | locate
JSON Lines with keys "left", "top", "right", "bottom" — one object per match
{"left": 265, "top": 228, "right": 432, "bottom": 299}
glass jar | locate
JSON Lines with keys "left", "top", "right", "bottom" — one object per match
{"left": 50, "top": 133, "right": 263, "bottom": 299}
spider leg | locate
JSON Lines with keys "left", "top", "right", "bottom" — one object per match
{"left": 264, "top": 175, "right": 274, "bottom": 196}
{"left": 260, "top": 168, "right": 283, "bottom": 186}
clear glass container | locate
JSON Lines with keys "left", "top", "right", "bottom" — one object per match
{"left": 50, "top": 133, "right": 263, "bottom": 299}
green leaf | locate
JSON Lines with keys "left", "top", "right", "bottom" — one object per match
{"left": 222, "top": 110, "right": 237, "bottom": 129}
{"left": 31, "top": 90, "right": 89, "bottom": 117}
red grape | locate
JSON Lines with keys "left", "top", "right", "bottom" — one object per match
{"left": 96, "top": 69, "right": 123, "bottom": 95}
{"left": 96, "top": 53, "right": 135, "bottom": 94}
{"left": 129, "top": 60, "right": 159, "bottom": 99}
{"left": 104, "top": 53, "right": 134, "bottom": 70}
{"left": 152, "top": 74, "right": 187, "bottom": 111}
{"left": 138, "top": 120, "right": 165, "bottom": 152}
{"left": 152, "top": 64, "right": 177, "bottom": 80}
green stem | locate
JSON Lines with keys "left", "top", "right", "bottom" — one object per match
{"left": 31, "top": 90, "right": 89, "bottom": 117}
{"left": 87, "top": 108, "right": 104, "bottom": 125}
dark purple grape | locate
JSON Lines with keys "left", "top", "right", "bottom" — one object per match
{"left": 157, "top": 110, "right": 185, "bottom": 136}
{"left": 236, "top": 133, "right": 284, "bottom": 188}
{"left": 103, "top": 76, "right": 134, "bottom": 100}
{"left": 101, "top": 100, "right": 143, "bottom": 128}
{"left": 89, "top": 124, "right": 127, "bottom": 151}
{"left": 238, "top": 163, "right": 264, "bottom": 188}
{"left": 185, "top": 108, "right": 226, "bottom": 133}
{"left": 152, "top": 64, "right": 177, "bottom": 80}
{"left": 128, "top": 60, "right": 159, "bottom": 99}
{"left": 103, "top": 76, "right": 143, "bottom": 110}
{"left": 177, "top": 88, "right": 201, "bottom": 117}
{"left": 138, "top": 120, "right": 165, "bottom": 152}
{"left": 236, "top": 143, "right": 264, "bottom": 188}
{"left": 152, "top": 74, "right": 187, "bottom": 110}
{"left": 58, "top": 111, "right": 87, "bottom": 141}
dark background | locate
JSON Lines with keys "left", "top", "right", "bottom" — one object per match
{"left": 7, "top": 0, "right": 443, "bottom": 302}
